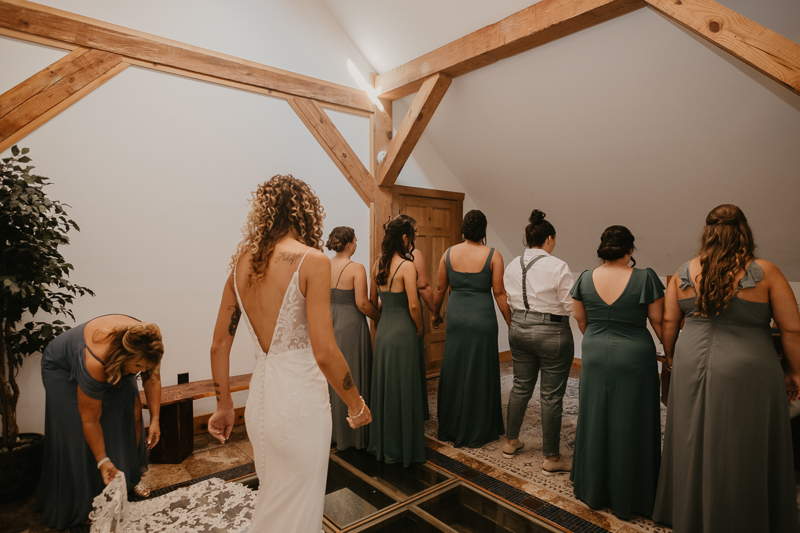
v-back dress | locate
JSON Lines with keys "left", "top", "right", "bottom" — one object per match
{"left": 368, "top": 260, "right": 426, "bottom": 466}
{"left": 330, "top": 262, "right": 372, "bottom": 450}
{"left": 570, "top": 268, "right": 664, "bottom": 520}
{"left": 37, "top": 319, "right": 147, "bottom": 530}
{"left": 436, "top": 247, "right": 504, "bottom": 448}
{"left": 235, "top": 249, "right": 332, "bottom": 532}
{"left": 652, "top": 261, "right": 797, "bottom": 532}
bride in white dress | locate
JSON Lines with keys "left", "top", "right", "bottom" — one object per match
{"left": 207, "top": 175, "right": 372, "bottom": 532}
{"left": 90, "top": 176, "right": 371, "bottom": 533}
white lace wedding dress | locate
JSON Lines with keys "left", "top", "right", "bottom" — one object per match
{"left": 91, "top": 250, "right": 332, "bottom": 532}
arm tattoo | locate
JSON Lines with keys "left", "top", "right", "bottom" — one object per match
{"left": 214, "top": 382, "right": 221, "bottom": 402}
{"left": 275, "top": 252, "right": 302, "bottom": 265}
{"left": 228, "top": 304, "right": 241, "bottom": 336}
{"left": 342, "top": 372, "right": 354, "bottom": 391}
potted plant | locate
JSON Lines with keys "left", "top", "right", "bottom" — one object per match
{"left": 0, "top": 146, "right": 94, "bottom": 503}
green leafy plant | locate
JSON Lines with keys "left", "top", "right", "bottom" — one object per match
{"left": 1, "top": 146, "right": 93, "bottom": 450}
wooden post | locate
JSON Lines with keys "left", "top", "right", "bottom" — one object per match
{"left": 370, "top": 73, "right": 394, "bottom": 270}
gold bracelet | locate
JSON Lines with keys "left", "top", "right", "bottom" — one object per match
{"left": 346, "top": 396, "right": 366, "bottom": 421}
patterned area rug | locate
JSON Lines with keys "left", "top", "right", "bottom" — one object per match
{"left": 424, "top": 375, "right": 671, "bottom": 533}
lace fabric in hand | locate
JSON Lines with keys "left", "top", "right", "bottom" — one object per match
{"left": 90, "top": 472, "right": 256, "bottom": 533}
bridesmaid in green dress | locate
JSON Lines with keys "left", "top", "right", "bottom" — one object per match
{"left": 367, "top": 218, "right": 426, "bottom": 466}
{"left": 432, "top": 210, "right": 511, "bottom": 448}
{"left": 570, "top": 226, "right": 664, "bottom": 520}
{"left": 327, "top": 227, "right": 381, "bottom": 450}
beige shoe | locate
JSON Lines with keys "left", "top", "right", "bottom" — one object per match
{"left": 501, "top": 440, "right": 524, "bottom": 459}
{"left": 542, "top": 455, "right": 572, "bottom": 475}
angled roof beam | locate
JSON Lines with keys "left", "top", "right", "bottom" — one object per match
{"left": 646, "top": 0, "right": 800, "bottom": 96}
{"left": 378, "top": 74, "right": 451, "bottom": 187}
{"left": 288, "top": 96, "right": 375, "bottom": 205}
{"left": 0, "top": 47, "right": 128, "bottom": 153}
{"left": 0, "top": 0, "right": 373, "bottom": 113}
{"left": 374, "top": 0, "right": 646, "bottom": 100}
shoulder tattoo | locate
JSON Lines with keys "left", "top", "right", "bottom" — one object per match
{"left": 275, "top": 252, "right": 302, "bottom": 265}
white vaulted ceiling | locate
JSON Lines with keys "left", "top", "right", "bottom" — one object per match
{"left": 323, "top": 0, "right": 800, "bottom": 279}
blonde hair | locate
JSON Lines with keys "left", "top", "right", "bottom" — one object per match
{"left": 95, "top": 323, "right": 164, "bottom": 386}
{"left": 695, "top": 204, "right": 755, "bottom": 316}
{"left": 231, "top": 175, "right": 325, "bottom": 283}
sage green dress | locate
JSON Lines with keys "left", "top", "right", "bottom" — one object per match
{"left": 330, "top": 262, "right": 372, "bottom": 450}
{"left": 652, "top": 261, "right": 797, "bottom": 532}
{"left": 436, "top": 247, "right": 504, "bottom": 448}
{"left": 570, "top": 268, "right": 664, "bottom": 520}
{"left": 367, "top": 261, "right": 426, "bottom": 466}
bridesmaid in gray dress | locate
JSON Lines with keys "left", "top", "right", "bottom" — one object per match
{"left": 653, "top": 204, "right": 800, "bottom": 533}
{"left": 327, "top": 227, "right": 380, "bottom": 450}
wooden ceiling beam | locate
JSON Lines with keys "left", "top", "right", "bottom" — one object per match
{"left": 373, "top": 0, "right": 646, "bottom": 100}
{"left": 645, "top": 0, "right": 800, "bottom": 96}
{"left": 0, "top": 47, "right": 128, "bottom": 153}
{"left": 378, "top": 74, "right": 451, "bottom": 187}
{"left": 288, "top": 96, "right": 375, "bottom": 206}
{"left": 0, "top": 0, "right": 373, "bottom": 114}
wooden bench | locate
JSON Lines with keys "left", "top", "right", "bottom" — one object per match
{"left": 140, "top": 373, "right": 251, "bottom": 464}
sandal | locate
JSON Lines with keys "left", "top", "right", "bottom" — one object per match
{"left": 134, "top": 480, "right": 152, "bottom": 498}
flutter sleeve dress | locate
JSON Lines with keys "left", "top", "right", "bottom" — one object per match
{"left": 652, "top": 261, "right": 797, "bottom": 532}
{"left": 37, "top": 321, "right": 147, "bottom": 530}
{"left": 570, "top": 267, "right": 664, "bottom": 520}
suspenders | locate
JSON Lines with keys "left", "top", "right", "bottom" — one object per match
{"left": 520, "top": 254, "right": 546, "bottom": 311}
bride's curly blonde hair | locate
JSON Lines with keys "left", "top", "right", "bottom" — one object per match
{"left": 231, "top": 175, "right": 325, "bottom": 282}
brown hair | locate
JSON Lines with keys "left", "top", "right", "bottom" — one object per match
{"left": 695, "top": 204, "right": 755, "bottom": 316}
{"left": 597, "top": 225, "right": 636, "bottom": 267}
{"left": 326, "top": 226, "right": 355, "bottom": 253}
{"left": 375, "top": 219, "right": 415, "bottom": 286}
{"left": 95, "top": 323, "right": 163, "bottom": 386}
{"left": 524, "top": 209, "right": 555, "bottom": 247}
{"left": 231, "top": 175, "right": 325, "bottom": 283}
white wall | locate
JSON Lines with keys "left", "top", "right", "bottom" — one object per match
{"left": 2, "top": 0, "right": 375, "bottom": 433}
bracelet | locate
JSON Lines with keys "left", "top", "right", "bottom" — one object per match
{"left": 346, "top": 397, "right": 366, "bottom": 421}
{"left": 97, "top": 457, "right": 110, "bottom": 469}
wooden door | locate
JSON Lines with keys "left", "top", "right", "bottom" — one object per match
{"left": 393, "top": 185, "right": 464, "bottom": 378}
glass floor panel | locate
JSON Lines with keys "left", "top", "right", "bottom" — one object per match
{"left": 321, "top": 450, "right": 563, "bottom": 533}
{"left": 333, "top": 448, "right": 451, "bottom": 499}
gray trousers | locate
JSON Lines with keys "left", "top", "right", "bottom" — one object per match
{"left": 505, "top": 309, "right": 574, "bottom": 457}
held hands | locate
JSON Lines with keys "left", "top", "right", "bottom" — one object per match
{"left": 785, "top": 372, "right": 800, "bottom": 403}
{"left": 100, "top": 460, "right": 120, "bottom": 485}
{"left": 208, "top": 408, "right": 235, "bottom": 444}
{"left": 431, "top": 313, "right": 443, "bottom": 329}
{"left": 146, "top": 419, "right": 161, "bottom": 449}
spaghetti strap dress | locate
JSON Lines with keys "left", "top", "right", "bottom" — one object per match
{"left": 652, "top": 261, "right": 797, "bottom": 532}
{"left": 367, "top": 260, "right": 426, "bottom": 466}
{"left": 37, "top": 320, "right": 147, "bottom": 530}
{"left": 436, "top": 247, "right": 504, "bottom": 448}
{"left": 330, "top": 262, "right": 372, "bottom": 450}
{"left": 570, "top": 268, "right": 663, "bottom": 519}
{"left": 235, "top": 249, "right": 332, "bottom": 532}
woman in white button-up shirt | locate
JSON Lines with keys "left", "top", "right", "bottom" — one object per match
{"left": 501, "top": 209, "right": 575, "bottom": 476}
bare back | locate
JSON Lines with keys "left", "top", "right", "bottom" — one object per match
{"left": 377, "top": 253, "right": 412, "bottom": 293}
{"left": 234, "top": 240, "right": 314, "bottom": 353}
{"left": 447, "top": 242, "right": 494, "bottom": 273}
{"left": 330, "top": 256, "right": 357, "bottom": 290}
{"left": 591, "top": 267, "right": 635, "bottom": 306}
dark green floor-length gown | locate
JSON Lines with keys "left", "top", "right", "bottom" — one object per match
{"left": 368, "top": 263, "right": 426, "bottom": 467}
{"left": 570, "top": 267, "right": 664, "bottom": 520}
{"left": 436, "top": 247, "right": 504, "bottom": 448}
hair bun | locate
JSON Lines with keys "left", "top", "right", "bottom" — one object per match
{"left": 529, "top": 209, "right": 546, "bottom": 225}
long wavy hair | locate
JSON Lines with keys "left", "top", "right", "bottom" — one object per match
{"left": 231, "top": 175, "right": 325, "bottom": 283}
{"left": 375, "top": 219, "right": 415, "bottom": 286}
{"left": 94, "top": 323, "right": 164, "bottom": 386}
{"left": 695, "top": 204, "right": 755, "bottom": 316}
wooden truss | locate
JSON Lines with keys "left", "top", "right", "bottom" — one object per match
{"left": 1, "top": 0, "right": 798, "bottom": 264}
